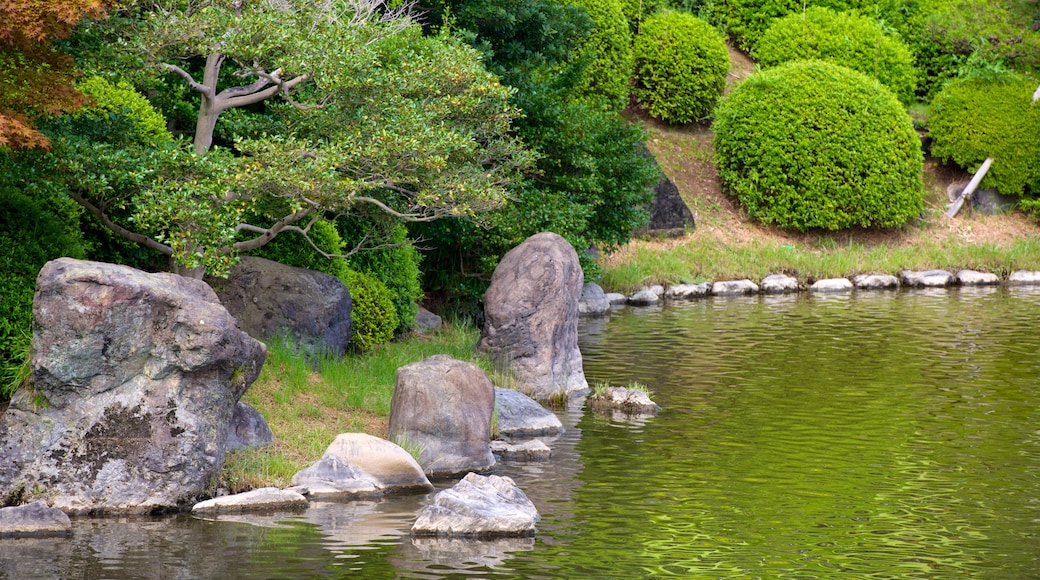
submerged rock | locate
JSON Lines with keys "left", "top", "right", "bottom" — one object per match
{"left": 956, "top": 270, "right": 1000, "bottom": 286}
{"left": 901, "top": 269, "right": 954, "bottom": 287}
{"left": 0, "top": 501, "right": 71, "bottom": 538}
{"left": 411, "top": 473, "right": 539, "bottom": 537}
{"left": 578, "top": 283, "right": 611, "bottom": 317}
{"left": 852, "top": 274, "right": 900, "bottom": 290}
{"left": 490, "top": 440, "right": 552, "bottom": 461}
{"left": 290, "top": 433, "right": 432, "bottom": 499}
{"left": 388, "top": 356, "right": 496, "bottom": 477}
{"left": 810, "top": 278, "right": 853, "bottom": 293}
{"left": 627, "top": 287, "right": 662, "bottom": 306}
{"left": 665, "top": 283, "right": 711, "bottom": 300}
{"left": 191, "top": 487, "right": 307, "bottom": 515}
{"left": 1007, "top": 270, "right": 1040, "bottom": 285}
{"left": 586, "top": 386, "right": 660, "bottom": 415}
{"left": 760, "top": 274, "right": 799, "bottom": 294}
{"left": 712, "top": 280, "right": 759, "bottom": 295}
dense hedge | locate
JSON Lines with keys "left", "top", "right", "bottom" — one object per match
{"left": 723, "top": 0, "right": 908, "bottom": 51}
{"left": 343, "top": 268, "right": 398, "bottom": 352}
{"left": 1, "top": 189, "right": 86, "bottom": 399}
{"left": 714, "top": 60, "right": 923, "bottom": 231}
{"left": 562, "top": 0, "right": 634, "bottom": 109}
{"left": 75, "top": 77, "right": 172, "bottom": 147}
{"left": 755, "top": 7, "right": 917, "bottom": 105}
{"left": 632, "top": 11, "right": 729, "bottom": 123}
{"left": 928, "top": 74, "right": 1040, "bottom": 198}
{"left": 620, "top": 0, "right": 667, "bottom": 31}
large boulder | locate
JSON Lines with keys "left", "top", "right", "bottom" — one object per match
{"left": 289, "top": 433, "right": 433, "bottom": 498}
{"left": 211, "top": 256, "right": 352, "bottom": 356}
{"left": 0, "top": 259, "right": 266, "bottom": 514}
{"left": 388, "top": 356, "right": 495, "bottom": 477}
{"left": 476, "top": 232, "right": 588, "bottom": 401}
{"left": 411, "top": 473, "right": 539, "bottom": 537}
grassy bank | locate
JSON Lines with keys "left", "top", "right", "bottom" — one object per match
{"left": 221, "top": 324, "right": 486, "bottom": 492}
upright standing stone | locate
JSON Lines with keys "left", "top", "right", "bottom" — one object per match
{"left": 0, "top": 259, "right": 266, "bottom": 514}
{"left": 388, "top": 356, "right": 496, "bottom": 477}
{"left": 477, "top": 232, "right": 588, "bottom": 401}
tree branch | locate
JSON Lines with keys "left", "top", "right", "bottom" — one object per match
{"left": 353, "top": 195, "right": 444, "bottom": 222}
{"left": 160, "top": 63, "right": 209, "bottom": 95}
{"left": 68, "top": 190, "right": 174, "bottom": 257}
{"left": 232, "top": 208, "right": 314, "bottom": 252}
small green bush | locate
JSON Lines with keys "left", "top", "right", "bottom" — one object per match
{"left": 928, "top": 74, "right": 1040, "bottom": 198}
{"left": 755, "top": 7, "right": 917, "bottom": 105}
{"left": 1, "top": 189, "right": 86, "bottom": 400}
{"left": 723, "top": 0, "right": 908, "bottom": 52}
{"left": 337, "top": 216, "right": 422, "bottom": 335}
{"left": 75, "top": 76, "right": 172, "bottom": 146}
{"left": 713, "top": 60, "right": 924, "bottom": 231}
{"left": 248, "top": 220, "right": 349, "bottom": 279}
{"left": 341, "top": 269, "right": 398, "bottom": 352}
{"left": 563, "top": 0, "right": 635, "bottom": 110}
{"left": 633, "top": 11, "right": 729, "bottom": 123}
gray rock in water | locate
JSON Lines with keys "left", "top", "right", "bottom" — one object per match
{"left": 852, "top": 274, "right": 900, "bottom": 290}
{"left": 665, "top": 283, "right": 710, "bottom": 300}
{"left": 490, "top": 439, "right": 552, "bottom": 461}
{"left": 586, "top": 386, "right": 660, "bottom": 415}
{"left": 414, "top": 306, "right": 443, "bottom": 333}
{"left": 212, "top": 256, "right": 352, "bottom": 356}
{"left": 760, "top": 274, "right": 800, "bottom": 294}
{"left": 477, "top": 233, "right": 587, "bottom": 401}
{"left": 1007, "top": 270, "right": 1040, "bottom": 285}
{"left": 712, "top": 280, "right": 759, "bottom": 295}
{"left": 389, "top": 356, "right": 496, "bottom": 477}
{"left": 495, "top": 388, "right": 563, "bottom": 439}
{"left": 578, "top": 283, "right": 611, "bottom": 317}
{"left": 226, "top": 402, "right": 273, "bottom": 452}
{"left": 956, "top": 270, "right": 1000, "bottom": 286}
{"left": 901, "top": 269, "right": 954, "bottom": 287}
{"left": 627, "top": 288, "right": 661, "bottom": 306}
{"left": 191, "top": 487, "right": 308, "bottom": 515}
{"left": 0, "top": 259, "right": 266, "bottom": 514}
{"left": 809, "top": 278, "right": 853, "bottom": 293}
{"left": 605, "top": 292, "right": 628, "bottom": 306}
{"left": 289, "top": 433, "right": 432, "bottom": 498}
{"left": 0, "top": 501, "right": 71, "bottom": 538}
{"left": 411, "top": 473, "right": 539, "bottom": 537}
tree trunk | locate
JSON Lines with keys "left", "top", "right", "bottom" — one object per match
{"left": 194, "top": 98, "right": 219, "bottom": 154}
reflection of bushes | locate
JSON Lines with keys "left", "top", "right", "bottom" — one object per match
{"left": 633, "top": 11, "right": 729, "bottom": 123}
{"left": 755, "top": 7, "right": 917, "bottom": 105}
{"left": 929, "top": 74, "right": 1040, "bottom": 200}
{"left": 714, "top": 60, "right": 923, "bottom": 231}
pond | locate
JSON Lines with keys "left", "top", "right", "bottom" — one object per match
{"left": 5, "top": 287, "right": 1040, "bottom": 579}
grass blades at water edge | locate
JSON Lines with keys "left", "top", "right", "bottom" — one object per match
{"left": 598, "top": 236, "right": 1040, "bottom": 294}
{"left": 220, "top": 323, "right": 484, "bottom": 492}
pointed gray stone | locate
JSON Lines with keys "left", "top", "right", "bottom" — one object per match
{"left": 411, "top": 473, "right": 539, "bottom": 537}
{"left": 290, "top": 433, "right": 433, "bottom": 499}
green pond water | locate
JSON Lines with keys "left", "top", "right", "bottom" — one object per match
{"left": 4, "top": 287, "right": 1039, "bottom": 579}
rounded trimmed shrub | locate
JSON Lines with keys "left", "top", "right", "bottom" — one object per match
{"left": 755, "top": 7, "right": 917, "bottom": 105}
{"left": 564, "top": 0, "right": 634, "bottom": 110}
{"left": 724, "top": 0, "right": 908, "bottom": 52}
{"left": 633, "top": 10, "right": 729, "bottom": 123}
{"left": 713, "top": 60, "right": 923, "bottom": 231}
{"left": 342, "top": 268, "right": 398, "bottom": 352}
{"left": 928, "top": 74, "right": 1040, "bottom": 198}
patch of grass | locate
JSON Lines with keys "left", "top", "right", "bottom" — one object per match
{"left": 221, "top": 323, "right": 485, "bottom": 491}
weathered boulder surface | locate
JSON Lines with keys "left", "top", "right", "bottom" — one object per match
{"left": 852, "top": 274, "right": 900, "bottom": 290}
{"left": 211, "top": 256, "right": 352, "bottom": 356}
{"left": 495, "top": 388, "right": 564, "bottom": 439}
{"left": 414, "top": 306, "right": 443, "bottom": 333}
{"left": 411, "top": 473, "right": 539, "bottom": 537}
{"left": 191, "top": 487, "right": 308, "bottom": 515}
{"left": 956, "top": 270, "right": 1000, "bottom": 286}
{"left": 0, "top": 501, "right": 71, "bottom": 538}
{"left": 226, "top": 402, "right": 274, "bottom": 452}
{"left": 665, "top": 283, "right": 711, "bottom": 300}
{"left": 586, "top": 386, "right": 660, "bottom": 415}
{"left": 0, "top": 258, "right": 266, "bottom": 514}
{"left": 388, "top": 356, "right": 496, "bottom": 477}
{"left": 476, "top": 232, "right": 588, "bottom": 401}
{"left": 761, "top": 274, "right": 800, "bottom": 294}
{"left": 712, "top": 280, "right": 759, "bottom": 295}
{"left": 289, "top": 433, "right": 433, "bottom": 498}
{"left": 901, "top": 269, "right": 954, "bottom": 287}
{"left": 810, "top": 278, "right": 853, "bottom": 293}
{"left": 578, "top": 283, "right": 611, "bottom": 317}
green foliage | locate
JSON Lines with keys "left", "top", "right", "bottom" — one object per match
{"left": 633, "top": 10, "right": 729, "bottom": 123}
{"left": 0, "top": 188, "right": 86, "bottom": 400}
{"left": 904, "top": 0, "right": 1040, "bottom": 97}
{"left": 713, "top": 60, "right": 924, "bottom": 231}
{"left": 561, "top": 0, "right": 635, "bottom": 109}
{"left": 337, "top": 215, "right": 422, "bottom": 334}
{"left": 723, "top": 0, "right": 909, "bottom": 51}
{"left": 619, "top": 0, "right": 668, "bottom": 31}
{"left": 342, "top": 269, "right": 398, "bottom": 352}
{"left": 249, "top": 220, "right": 349, "bottom": 279}
{"left": 928, "top": 74, "right": 1040, "bottom": 198}
{"left": 74, "top": 76, "right": 172, "bottom": 146}
{"left": 755, "top": 7, "right": 917, "bottom": 105}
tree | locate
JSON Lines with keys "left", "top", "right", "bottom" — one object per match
{"left": 58, "top": 0, "right": 533, "bottom": 276}
{"left": 0, "top": 0, "right": 109, "bottom": 148}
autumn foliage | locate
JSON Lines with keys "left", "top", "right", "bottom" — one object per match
{"left": 0, "top": 0, "right": 109, "bottom": 148}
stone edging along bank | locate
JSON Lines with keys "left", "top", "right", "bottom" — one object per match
{"left": 583, "top": 269, "right": 1040, "bottom": 312}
